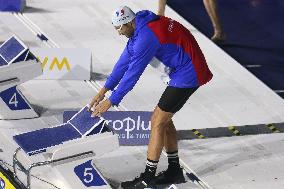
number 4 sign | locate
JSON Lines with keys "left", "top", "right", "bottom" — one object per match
{"left": 74, "top": 160, "right": 107, "bottom": 187}
{"left": 0, "top": 86, "right": 30, "bottom": 110}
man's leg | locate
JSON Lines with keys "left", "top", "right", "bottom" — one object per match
{"left": 164, "top": 119, "right": 178, "bottom": 153}
{"left": 147, "top": 106, "right": 173, "bottom": 161}
{"left": 121, "top": 106, "right": 172, "bottom": 189}
{"left": 155, "top": 119, "right": 186, "bottom": 184}
{"left": 121, "top": 86, "right": 197, "bottom": 188}
{"left": 164, "top": 119, "right": 180, "bottom": 170}
{"left": 154, "top": 86, "right": 199, "bottom": 185}
{"left": 203, "top": 0, "right": 225, "bottom": 42}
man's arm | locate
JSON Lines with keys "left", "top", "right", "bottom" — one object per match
{"left": 104, "top": 46, "right": 131, "bottom": 91}
{"left": 157, "top": 0, "right": 167, "bottom": 16}
{"left": 89, "top": 46, "right": 130, "bottom": 112}
{"left": 108, "top": 29, "right": 160, "bottom": 106}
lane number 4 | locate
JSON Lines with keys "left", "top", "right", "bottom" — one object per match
{"left": 9, "top": 93, "right": 18, "bottom": 107}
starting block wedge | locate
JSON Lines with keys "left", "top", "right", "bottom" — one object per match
{"left": 12, "top": 106, "right": 119, "bottom": 189}
{"left": 68, "top": 106, "right": 105, "bottom": 136}
{"left": 0, "top": 35, "right": 42, "bottom": 120}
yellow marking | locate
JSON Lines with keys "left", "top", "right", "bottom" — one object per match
{"left": 37, "top": 56, "right": 48, "bottom": 69}
{"left": 49, "top": 57, "right": 70, "bottom": 71}
{"left": 0, "top": 172, "right": 16, "bottom": 189}
{"left": 192, "top": 129, "right": 205, "bottom": 139}
{"left": 38, "top": 56, "right": 71, "bottom": 71}
{"left": 267, "top": 124, "right": 280, "bottom": 133}
{"left": 228, "top": 126, "right": 241, "bottom": 136}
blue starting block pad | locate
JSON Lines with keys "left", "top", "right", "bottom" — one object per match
{"left": 0, "top": 0, "right": 26, "bottom": 12}
{"left": 0, "top": 36, "right": 28, "bottom": 65}
{"left": 13, "top": 123, "right": 81, "bottom": 156}
{"left": 13, "top": 106, "right": 107, "bottom": 156}
{"left": 68, "top": 106, "right": 105, "bottom": 136}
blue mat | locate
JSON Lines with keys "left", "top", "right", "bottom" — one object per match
{"left": 13, "top": 123, "right": 81, "bottom": 156}
{"left": 68, "top": 106, "right": 104, "bottom": 136}
{"left": 0, "top": 36, "right": 26, "bottom": 63}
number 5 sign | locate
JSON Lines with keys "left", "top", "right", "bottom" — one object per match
{"left": 74, "top": 160, "right": 107, "bottom": 187}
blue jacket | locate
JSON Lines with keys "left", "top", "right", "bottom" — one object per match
{"left": 104, "top": 10, "right": 212, "bottom": 105}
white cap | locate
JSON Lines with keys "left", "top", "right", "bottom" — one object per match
{"left": 112, "top": 6, "right": 136, "bottom": 26}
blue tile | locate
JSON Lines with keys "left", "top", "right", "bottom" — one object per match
{"left": 0, "top": 37, "right": 25, "bottom": 63}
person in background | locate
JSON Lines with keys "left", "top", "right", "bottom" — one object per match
{"left": 158, "top": 0, "right": 225, "bottom": 42}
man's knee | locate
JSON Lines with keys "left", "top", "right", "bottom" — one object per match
{"left": 165, "top": 120, "right": 175, "bottom": 132}
{"left": 151, "top": 117, "right": 167, "bottom": 130}
{"left": 151, "top": 106, "right": 173, "bottom": 129}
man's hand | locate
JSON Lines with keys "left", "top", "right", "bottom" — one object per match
{"left": 88, "top": 93, "right": 105, "bottom": 112}
{"left": 89, "top": 86, "right": 109, "bottom": 111}
{"left": 91, "top": 99, "right": 112, "bottom": 117}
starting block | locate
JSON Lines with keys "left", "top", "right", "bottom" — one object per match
{"left": 13, "top": 106, "right": 119, "bottom": 189}
{"left": 0, "top": 35, "right": 42, "bottom": 120}
{"left": 0, "top": 0, "right": 26, "bottom": 12}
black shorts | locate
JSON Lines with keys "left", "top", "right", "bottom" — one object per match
{"left": 158, "top": 86, "right": 199, "bottom": 113}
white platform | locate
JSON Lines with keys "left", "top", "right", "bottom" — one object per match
{"left": 0, "top": 0, "right": 284, "bottom": 189}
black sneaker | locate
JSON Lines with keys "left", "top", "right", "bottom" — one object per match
{"left": 155, "top": 167, "right": 186, "bottom": 185}
{"left": 121, "top": 173, "right": 156, "bottom": 189}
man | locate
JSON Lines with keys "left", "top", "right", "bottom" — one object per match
{"left": 158, "top": 0, "right": 225, "bottom": 42}
{"left": 89, "top": 6, "right": 213, "bottom": 189}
